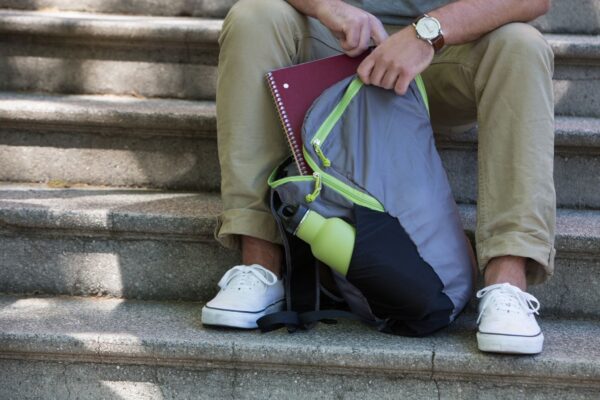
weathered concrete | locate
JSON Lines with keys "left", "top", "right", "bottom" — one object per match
{"left": 0, "top": 0, "right": 239, "bottom": 18}
{"left": 0, "top": 185, "right": 598, "bottom": 316}
{"left": 1, "top": 92, "right": 598, "bottom": 205}
{"left": 0, "top": 129, "right": 221, "bottom": 190}
{"left": 0, "top": 10, "right": 222, "bottom": 45}
{"left": 0, "top": 56, "right": 217, "bottom": 100}
{"left": 532, "top": 0, "right": 600, "bottom": 34}
{"left": 0, "top": 12, "right": 597, "bottom": 102}
{"left": 0, "top": 1, "right": 598, "bottom": 34}
{"left": 0, "top": 92, "right": 217, "bottom": 136}
{"left": 0, "top": 295, "right": 599, "bottom": 399}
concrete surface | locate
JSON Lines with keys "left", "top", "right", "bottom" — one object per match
{"left": 0, "top": 0, "right": 597, "bottom": 34}
{"left": 0, "top": 13, "right": 597, "bottom": 102}
{"left": 0, "top": 185, "right": 598, "bottom": 317}
{"left": 0, "top": 0, "right": 239, "bottom": 18}
{"left": 0, "top": 295, "right": 599, "bottom": 399}
{"left": 0, "top": 93, "right": 599, "bottom": 205}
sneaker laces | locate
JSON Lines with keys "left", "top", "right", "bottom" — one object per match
{"left": 217, "top": 265, "right": 278, "bottom": 292}
{"left": 476, "top": 283, "right": 540, "bottom": 325}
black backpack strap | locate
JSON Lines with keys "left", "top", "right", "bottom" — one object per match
{"left": 298, "top": 309, "right": 362, "bottom": 325}
{"left": 257, "top": 311, "right": 302, "bottom": 333}
{"left": 270, "top": 189, "right": 293, "bottom": 312}
{"left": 258, "top": 309, "right": 363, "bottom": 332}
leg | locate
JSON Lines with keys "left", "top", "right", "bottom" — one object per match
{"left": 422, "top": 22, "right": 556, "bottom": 287}
{"left": 421, "top": 23, "right": 555, "bottom": 353}
{"left": 473, "top": 23, "right": 556, "bottom": 288}
{"left": 216, "top": 0, "right": 342, "bottom": 275}
{"left": 204, "top": 0, "right": 342, "bottom": 328}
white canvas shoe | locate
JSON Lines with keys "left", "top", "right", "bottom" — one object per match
{"left": 201, "top": 264, "right": 285, "bottom": 329}
{"left": 476, "top": 283, "right": 544, "bottom": 354}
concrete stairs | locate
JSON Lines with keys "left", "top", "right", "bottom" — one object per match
{"left": 0, "top": 1, "right": 599, "bottom": 398}
{"left": 1, "top": 295, "right": 600, "bottom": 399}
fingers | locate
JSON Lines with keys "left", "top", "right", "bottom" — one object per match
{"left": 341, "top": 14, "right": 387, "bottom": 57}
{"left": 340, "top": 23, "right": 361, "bottom": 54}
{"left": 357, "top": 57, "right": 374, "bottom": 84}
{"left": 369, "top": 16, "right": 389, "bottom": 45}
{"left": 359, "top": 53, "right": 413, "bottom": 95}
{"left": 393, "top": 74, "right": 411, "bottom": 95}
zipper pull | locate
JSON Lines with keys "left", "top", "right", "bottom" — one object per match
{"left": 312, "top": 139, "right": 331, "bottom": 168}
{"left": 305, "top": 172, "right": 322, "bottom": 203}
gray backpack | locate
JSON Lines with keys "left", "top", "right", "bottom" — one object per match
{"left": 259, "top": 75, "right": 475, "bottom": 336}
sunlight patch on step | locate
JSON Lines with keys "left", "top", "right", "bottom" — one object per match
{"left": 102, "top": 381, "right": 164, "bottom": 399}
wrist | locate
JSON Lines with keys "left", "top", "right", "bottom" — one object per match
{"left": 413, "top": 14, "right": 445, "bottom": 52}
{"left": 313, "top": 0, "right": 343, "bottom": 19}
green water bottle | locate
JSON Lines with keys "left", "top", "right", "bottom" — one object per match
{"left": 277, "top": 203, "right": 355, "bottom": 276}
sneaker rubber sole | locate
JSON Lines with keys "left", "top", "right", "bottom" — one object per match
{"left": 201, "top": 300, "right": 285, "bottom": 329}
{"left": 477, "top": 331, "right": 544, "bottom": 354}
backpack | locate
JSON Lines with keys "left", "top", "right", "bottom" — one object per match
{"left": 258, "top": 75, "right": 475, "bottom": 337}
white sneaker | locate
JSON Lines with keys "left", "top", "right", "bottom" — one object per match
{"left": 201, "top": 264, "right": 285, "bottom": 329}
{"left": 476, "top": 283, "right": 544, "bottom": 354}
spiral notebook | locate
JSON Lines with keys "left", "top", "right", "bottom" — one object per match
{"left": 266, "top": 51, "right": 369, "bottom": 175}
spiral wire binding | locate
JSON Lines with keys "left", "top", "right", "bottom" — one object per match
{"left": 266, "top": 72, "right": 309, "bottom": 175}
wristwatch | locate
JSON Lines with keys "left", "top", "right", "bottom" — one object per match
{"left": 413, "top": 14, "right": 445, "bottom": 52}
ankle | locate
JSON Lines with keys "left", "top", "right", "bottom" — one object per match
{"left": 484, "top": 255, "right": 527, "bottom": 291}
{"left": 241, "top": 236, "right": 283, "bottom": 278}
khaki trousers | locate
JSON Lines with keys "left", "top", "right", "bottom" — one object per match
{"left": 215, "top": 0, "right": 556, "bottom": 284}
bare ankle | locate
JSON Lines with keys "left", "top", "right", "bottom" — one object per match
{"left": 241, "top": 236, "right": 283, "bottom": 278}
{"left": 484, "top": 255, "right": 527, "bottom": 291}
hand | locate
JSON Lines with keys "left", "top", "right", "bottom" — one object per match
{"left": 315, "top": 0, "right": 388, "bottom": 57}
{"left": 357, "top": 26, "right": 435, "bottom": 95}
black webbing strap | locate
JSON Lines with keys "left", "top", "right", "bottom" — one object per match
{"left": 298, "top": 309, "right": 362, "bottom": 325}
{"left": 270, "top": 189, "right": 293, "bottom": 312}
{"left": 258, "top": 308, "right": 365, "bottom": 333}
{"left": 257, "top": 311, "right": 302, "bottom": 333}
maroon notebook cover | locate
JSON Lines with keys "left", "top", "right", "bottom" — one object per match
{"left": 266, "top": 51, "right": 369, "bottom": 175}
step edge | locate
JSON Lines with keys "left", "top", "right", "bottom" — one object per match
{"left": 0, "top": 295, "right": 598, "bottom": 386}
{"left": 1, "top": 93, "right": 599, "bottom": 147}
{"left": 0, "top": 189, "right": 597, "bottom": 253}
{"left": 0, "top": 9, "right": 222, "bottom": 44}
{"left": 0, "top": 10, "right": 597, "bottom": 59}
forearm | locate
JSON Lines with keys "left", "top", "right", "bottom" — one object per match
{"left": 286, "top": 0, "right": 335, "bottom": 18}
{"left": 429, "top": 0, "right": 550, "bottom": 45}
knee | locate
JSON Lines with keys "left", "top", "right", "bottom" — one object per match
{"left": 222, "top": 0, "right": 301, "bottom": 39}
{"left": 486, "top": 23, "right": 553, "bottom": 67}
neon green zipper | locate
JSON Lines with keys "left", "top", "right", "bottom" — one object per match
{"left": 309, "top": 75, "right": 429, "bottom": 169}
{"left": 310, "top": 77, "right": 364, "bottom": 166}
{"left": 268, "top": 161, "right": 383, "bottom": 211}
{"left": 304, "top": 147, "right": 384, "bottom": 212}
{"left": 304, "top": 172, "right": 322, "bottom": 203}
{"left": 268, "top": 168, "right": 315, "bottom": 189}
{"left": 274, "top": 75, "right": 429, "bottom": 212}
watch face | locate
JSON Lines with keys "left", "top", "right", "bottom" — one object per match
{"left": 416, "top": 17, "right": 441, "bottom": 40}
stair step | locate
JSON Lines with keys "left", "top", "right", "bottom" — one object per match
{"left": 0, "top": 184, "right": 240, "bottom": 301}
{"left": 0, "top": 183, "right": 599, "bottom": 317}
{"left": 0, "top": 10, "right": 598, "bottom": 114}
{"left": 0, "top": 92, "right": 220, "bottom": 190}
{"left": 0, "top": 294, "right": 598, "bottom": 398}
{"left": 0, "top": 0, "right": 597, "bottom": 34}
{"left": 532, "top": 0, "right": 600, "bottom": 34}
{"left": 0, "top": 10, "right": 222, "bottom": 44}
{"left": 1, "top": 91, "right": 599, "bottom": 208}
{"left": 0, "top": 0, "right": 237, "bottom": 18}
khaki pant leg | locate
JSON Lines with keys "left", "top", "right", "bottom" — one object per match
{"left": 421, "top": 22, "right": 556, "bottom": 285}
{"left": 216, "top": 0, "right": 342, "bottom": 250}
